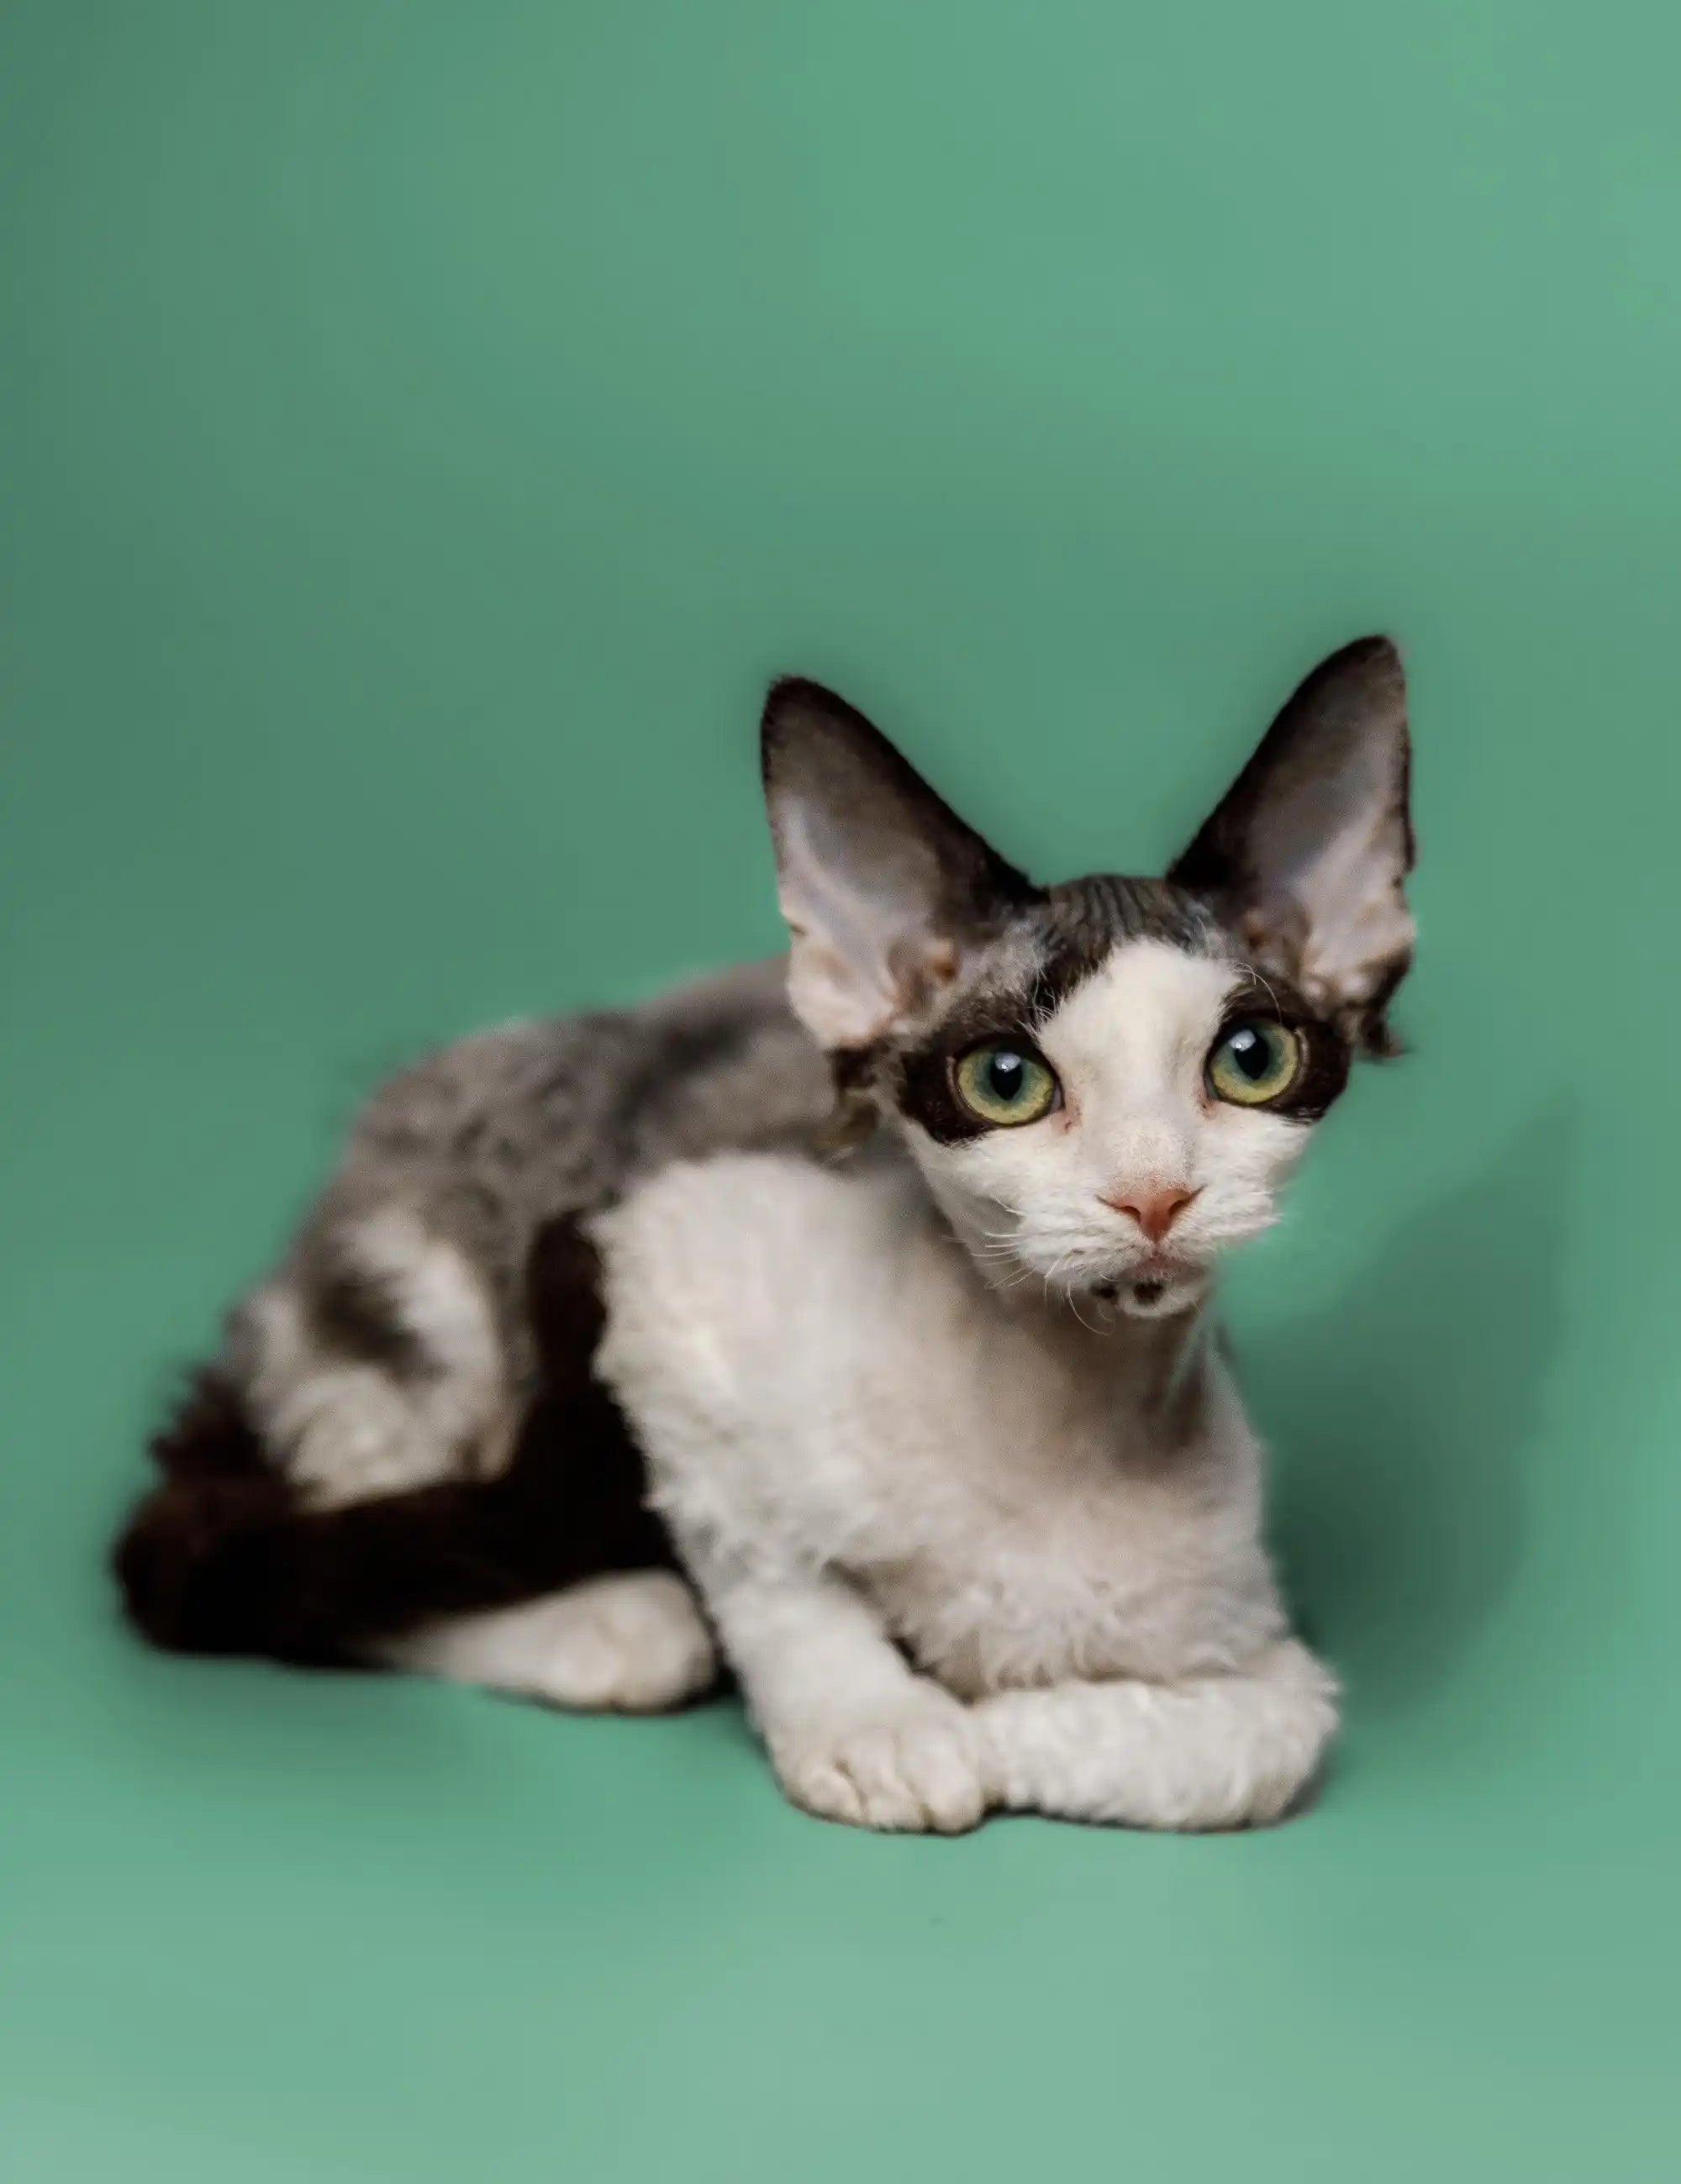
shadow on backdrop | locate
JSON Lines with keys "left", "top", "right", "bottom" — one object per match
{"left": 1253, "top": 1101, "right": 1572, "bottom": 1718}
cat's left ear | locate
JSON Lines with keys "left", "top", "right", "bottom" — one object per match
{"left": 1169, "top": 636, "right": 1415, "bottom": 1052}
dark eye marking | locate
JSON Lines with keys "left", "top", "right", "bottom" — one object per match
{"left": 1206, "top": 1017, "right": 1304, "bottom": 1108}
{"left": 951, "top": 1040, "right": 1062, "bottom": 1128}
{"left": 1207, "top": 976, "right": 1352, "bottom": 1122}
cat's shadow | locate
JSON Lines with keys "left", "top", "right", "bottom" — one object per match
{"left": 1246, "top": 1101, "right": 1573, "bottom": 1717}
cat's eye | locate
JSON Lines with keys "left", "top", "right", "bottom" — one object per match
{"left": 953, "top": 1042, "right": 1060, "bottom": 1128}
{"left": 1206, "top": 1018, "right": 1303, "bottom": 1108}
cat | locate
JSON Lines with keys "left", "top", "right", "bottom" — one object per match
{"left": 115, "top": 635, "right": 1413, "bottom": 1833}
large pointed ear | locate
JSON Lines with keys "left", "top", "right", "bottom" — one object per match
{"left": 1169, "top": 636, "right": 1415, "bottom": 1053}
{"left": 761, "top": 679, "right": 1035, "bottom": 1049}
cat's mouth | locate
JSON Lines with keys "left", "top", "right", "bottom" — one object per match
{"left": 986, "top": 1222, "right": 1214, "bottom": 1321}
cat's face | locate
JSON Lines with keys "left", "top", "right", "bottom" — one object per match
{"left": 761, "top": 640, "right": 1413, "bottom": 1320}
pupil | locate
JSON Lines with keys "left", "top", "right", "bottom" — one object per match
{"left": 1230, "top": 1028, "right": 1270, "bottom": 1081}
{"left": 987, "top": 1051, "right": 1025, "bottom": 1101}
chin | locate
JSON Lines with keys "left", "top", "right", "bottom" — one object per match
{"left": 1088, "top": 1267, "right": 1212, "bottom": 1321}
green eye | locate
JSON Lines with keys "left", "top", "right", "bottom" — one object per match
{"left": 1207, "top": 1018, "right": 1303, "bottom": 1107}
{"left": 953, "top": 1043, "right": 1060, "bottom": 1128}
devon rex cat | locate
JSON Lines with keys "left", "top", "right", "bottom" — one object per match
{"left": 117, "top": 637, "right": 1413, "bottom": 1834}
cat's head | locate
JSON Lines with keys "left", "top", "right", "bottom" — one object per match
{"left": 761, "top": 639, "right": 1413, "bottom": 1320}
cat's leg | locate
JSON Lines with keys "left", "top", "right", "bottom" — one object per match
{"left": 590, "top": 1160, "right": 985, "bottom": 1829}
{"left": 694, "top": 1559, "right": 987, "bottom": 1834}
{"left": 972, "top": 1639, "right": 1338, "bottom": 1831}
{"left": 373, "top": 1571, "right": 718, "bottom": 1712}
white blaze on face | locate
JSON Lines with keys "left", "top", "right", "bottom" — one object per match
{"left": 1044, "top": 942, "right": 1238, "bottom": 1187}
{"left": 908, "top": 939, "right": 1314, "bottom": 1305}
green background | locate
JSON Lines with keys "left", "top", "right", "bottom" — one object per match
{"left": 4, "top": 3, "right": 1678, "bottom": 2176}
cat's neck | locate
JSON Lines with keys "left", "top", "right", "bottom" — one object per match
{"left": 985, "top": 1247, "right": 1215, "bottom": 1421}
{"left": 876, "top": 1137, "right": 1218, "bottom": 1427}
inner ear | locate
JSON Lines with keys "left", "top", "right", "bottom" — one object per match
{"left": 1168, "top": 636, "right": 1414, "bottom": 1050}
{"left": 761, "top": 679, "right": 1035, "bottom": 1050}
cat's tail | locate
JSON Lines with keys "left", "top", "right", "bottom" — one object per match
{"left": 113, "top": 1220, "right": 676, "bottom": 1666}
{"left": 111, "top": 1366, "right": 550, "bottom": 1664}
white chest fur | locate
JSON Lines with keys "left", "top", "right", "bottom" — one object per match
{"left": 594, "top": 1150, "right": 1288, "bottom": 1698}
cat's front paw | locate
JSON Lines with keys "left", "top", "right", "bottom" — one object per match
{"left": 770, "top": 1689, "right": 987, "bottom": 1834}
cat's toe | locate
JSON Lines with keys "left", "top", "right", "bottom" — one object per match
{"left": 775, "top": 1697, "right": 987, "bottom": 1834}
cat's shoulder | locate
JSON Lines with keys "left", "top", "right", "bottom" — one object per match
{"left": 598, "top": 1141, "right": 917, "bottom": 1284}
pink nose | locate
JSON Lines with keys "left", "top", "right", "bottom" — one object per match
{"left": 1101, "top": 1184, "right": 1199, "bottom": 1245}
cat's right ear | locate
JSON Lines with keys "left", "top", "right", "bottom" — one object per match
{"left": 761, "top": 680, "right": 1034, "bottom": 1050}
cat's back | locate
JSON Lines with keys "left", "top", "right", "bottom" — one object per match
{"left": 309, "top": 955, "right": 831, "bottom": 1308}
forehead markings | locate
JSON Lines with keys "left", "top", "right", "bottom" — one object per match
{"left": 1035, "top": 939, "right": 1244, "bottom": 1092}
{"left": 887, "top": 888, "right": 1357, "bottom": 1143}
{"left": 885, "top": 883, "right": 1288, "bottom": 1146}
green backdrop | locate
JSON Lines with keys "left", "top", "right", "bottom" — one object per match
{"left": 5, "top": 3, "right": 1678, "bottom": 2177}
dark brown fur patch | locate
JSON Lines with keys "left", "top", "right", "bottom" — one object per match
{"left": 113, "top": 1218, "right": 677, "bottom": 1666}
